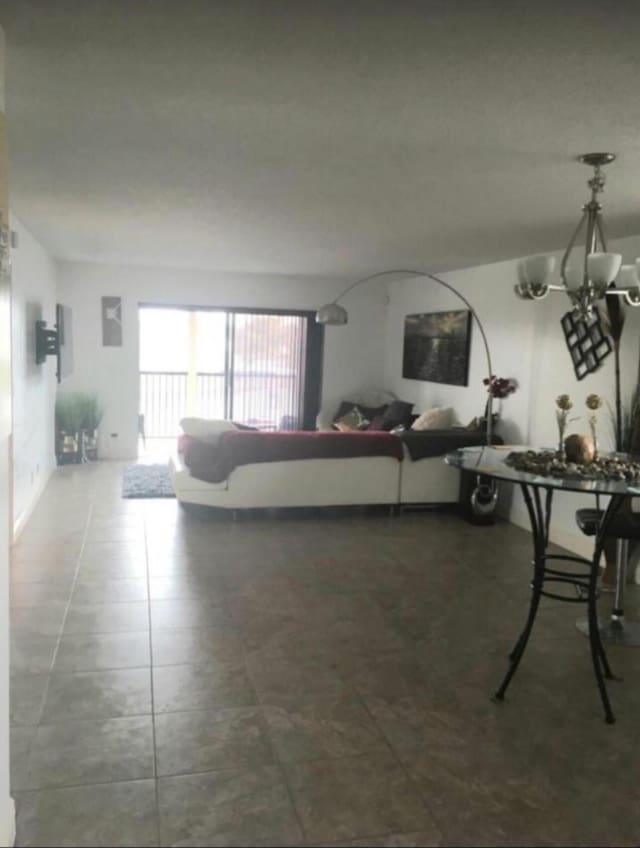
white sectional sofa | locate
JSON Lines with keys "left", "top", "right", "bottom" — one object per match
{"left": 169, "top": 443, "right": 461, "bottom": 510}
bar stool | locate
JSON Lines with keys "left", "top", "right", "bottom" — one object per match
{"left": 575, "top": 506, "right": 640, "bottom": 645}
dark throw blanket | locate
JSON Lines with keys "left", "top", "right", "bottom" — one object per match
{"left": 400, "top": 429, "right": 500, "bottom": 461}
{"left": 181, "top": 429, "right": 404, "bottom": 484}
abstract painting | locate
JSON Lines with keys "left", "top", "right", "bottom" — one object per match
{"left": 402, "top": 309, "right": 472, "bottom": 386}
{"left": 101, "top": 296, "right": 122, "bottom": 346}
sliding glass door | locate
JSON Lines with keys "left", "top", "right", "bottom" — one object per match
{"left": 230, "top": 312, "right": 307, "bottom": 430}
{"left": 139, "top": 306, "right": 322, "bottom": 440}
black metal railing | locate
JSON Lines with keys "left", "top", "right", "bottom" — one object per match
{"left": 196, "top": 372, "right": 226, "bottom": 422}
{"left": 140, "top": 370, "right": 302, "bottom": 437}
{"left": 140, "top": 371, "right": 188, "bottom": 438}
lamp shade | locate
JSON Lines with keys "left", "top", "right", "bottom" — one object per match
{"left": 618, "top": 264, "right": 639, "bottom": 288}
{"left": 624, "top": 286, "right": 640, "bottom": 306}
{"left": 522, "top": 254, "right": 555, "bottom": 286}
{"left": 516, "top": 260, "right": 529, "bottom": 287}
{"left": 564, "top": 267, "right": 584, "bottom": 290}
{"left": 587, "top": 252, "right": 622, "bottom": 285}
{"left": 316, "top": 302, "right": 349, "bottom": 325}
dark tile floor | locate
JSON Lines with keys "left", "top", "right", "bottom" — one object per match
{"left": 8, "top": 462, "right": 640, "bottom": 846}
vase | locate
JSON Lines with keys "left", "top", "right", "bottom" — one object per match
{"left": 81, "top": 429, "right": 98, "bottom": 461}
{"left": 556, "top": 411, "right": 568, "bottom": 458}
{"left": 557, "top": 427, "right": 565, "bottom": 458}
{"left": 589, "top": 419, "right": 598, "bottom": 459}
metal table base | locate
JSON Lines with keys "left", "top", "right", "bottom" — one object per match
{"left": 576, "top": 539, "right": 640, "bottom": 647}
{"left": 494, "top": 483, "right": 625, "bottom": 724}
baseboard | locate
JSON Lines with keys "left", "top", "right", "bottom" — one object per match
{"left": 12, "top": 463, "right": 54, "bottom": 542}
{"left": 508, "top": 503, "right": 594, "bottom": 559}
{"left": 2, "top": 797, "right": 16, "bottom": 847}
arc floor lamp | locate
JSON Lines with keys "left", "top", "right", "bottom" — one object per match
{"left": 316, "top": 268, "right": 495, "bottom": 444}
{"left": 316, "top": 268, "right": 497, "bottom": 515}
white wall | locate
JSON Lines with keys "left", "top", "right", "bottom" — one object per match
{"left": 10, "top": 217, "right": 57, "bottom": 537}
{"left": 56, "top": 237, "right": 640, "bottom": 555}
{"left": 0, "top": 27, "right": 14, "bottom": 847}
{"left": 56, "top": 261, "right": 386, "bottom": 459}
{"left": 384, "top": 236, "right": 640, "bottom": 555}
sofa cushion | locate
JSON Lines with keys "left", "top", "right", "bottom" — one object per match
{"left": 379, "top": 400, "right": 414, "bottom": 430}
{"left": 180, "top": 417, "right": 237, "bottom": 443}
{"left": 333, "top": 400, "right": 388, "bottom": 426}
{"left": 411, "top": 407, "right": 455, "bottom": 430}
{"left": 334, "top": 406, "right": 370, "bottom": 432}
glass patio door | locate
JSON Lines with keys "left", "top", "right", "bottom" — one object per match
{"left": 229, "top": 312, "right": 307, "bottom": 430}
{"left": 139, "top": 306, "right": 317, "bottom": 441}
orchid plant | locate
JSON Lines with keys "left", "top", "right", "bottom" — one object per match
{"left": 478, "top": 376, "right": 518, "bottom": 432}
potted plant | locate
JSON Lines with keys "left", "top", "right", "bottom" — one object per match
{"left": 78, "top": 393, "right": 103, "bottom": 461}
{"left": 55, "top": 392, "right": 103, "bottom": 463}
{"left": 55, "top": 393, "right": 84, "bottom": 463}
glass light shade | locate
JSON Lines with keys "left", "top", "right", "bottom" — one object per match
{"left": 514, "top": 282, "right": 532, "bottom": 300}
{"left": 316, "top": 302, "right": 349, "bottom": 325}
{"left": 528, "top": 283, "right": 550, "bottom": 301}
{"left": 523, "top": 254, "right": 555, "bottom": 286}
{"left": 618, "top": 264, "right": 639, "bottom": 288}
{"left": 624, "top": 286, "right": 640, "bottom": 306}
{"left": 586, "top": 252, "right": 622, "bottom": 285}
{"left": 564, "top": 267, "right": 584, "bottom": 290}
{"left": 516, "top": 260, "right": 529, "bottom": 286}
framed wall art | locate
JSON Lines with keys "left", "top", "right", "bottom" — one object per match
{"left": 402, "top": 309, "right": 472, "bottom": 386}
{"left": 101, "top": 296, "right": 122, "bottom": 347}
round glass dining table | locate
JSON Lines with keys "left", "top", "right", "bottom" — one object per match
{"left": 445, "top": 445, "right": 640, "bottom": 724}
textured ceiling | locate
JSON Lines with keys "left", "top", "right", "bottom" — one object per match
{"left": 1, "top": 0, "right": 640, "bottom": 277}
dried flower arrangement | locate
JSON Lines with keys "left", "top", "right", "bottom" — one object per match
{"left": 555, "top": 394, "right": 579, "bottom": 454}
{"left": 585, "top": 393, "right": 603, "bottom": 456}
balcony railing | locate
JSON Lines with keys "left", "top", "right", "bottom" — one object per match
{"left": 140, "top": 371, "right": 188, "bottom": 438}
{"left": 140, "top": 370, "right": 302, "bottom": 437}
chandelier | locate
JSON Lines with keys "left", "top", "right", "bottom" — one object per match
{"left": 514, "top": 153, "right": 640, "bottom": 320}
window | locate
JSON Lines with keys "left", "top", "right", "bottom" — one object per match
{"left": 139, "top": 306, "right": 323, "bottom": 438}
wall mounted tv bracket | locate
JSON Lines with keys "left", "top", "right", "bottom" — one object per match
{"left": 35, "top": 319, "right": 60, "bottom": 377}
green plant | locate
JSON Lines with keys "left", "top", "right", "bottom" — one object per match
{"left": 55, "top": 393, "right": 84, "bottom": 433}
{"left": 621, "top": 384, "right": 640, "bottom": 455}
{"left": 604, "top": 289, "right": 626, "bottom": 450}
{"left": 77, "top": 393, "right": 103, "bottom": 432}
{"left": 55, "top": 392, "right": 103, "bottom": 433}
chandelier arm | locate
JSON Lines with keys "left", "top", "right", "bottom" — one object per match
{"left": 595, "top": 213, "right": 608, "bottom": 255}
{"left": 585, "top": 204, "right": 603, "bottom": 286}
{"left": 560, "top": 210, "right": 588, "bottom": 285}
{"left": 327, "top": 268, "right": 495, "bottom": 445}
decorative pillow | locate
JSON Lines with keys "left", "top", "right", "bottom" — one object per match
{"left": 179, "top": 417, "right": 237, "bottom": 443}
{"left": 367, "top": 414, "right": 387, "bottom": 431}
{"left": 380, "top": 400, "right": 414, "bottom": 430}
{"left": 333, "top": 401, "right": 388, "bottom": 425}
{"left": 411, "top": 407, "right": 455, "bottom": 431}
{"left": 334, "top": 406, "right": 370, "bottom": 432}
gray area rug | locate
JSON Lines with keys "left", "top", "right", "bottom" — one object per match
{"left": 122, "top": 463, "right": 175, "bottom": 498}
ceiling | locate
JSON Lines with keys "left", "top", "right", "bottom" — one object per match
{"left": 1, "top": 0, "right": 640, "bottom": 277}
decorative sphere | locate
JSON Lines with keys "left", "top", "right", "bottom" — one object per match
{"left": 564, "top": 434, "right": 595, "bottom": 464}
